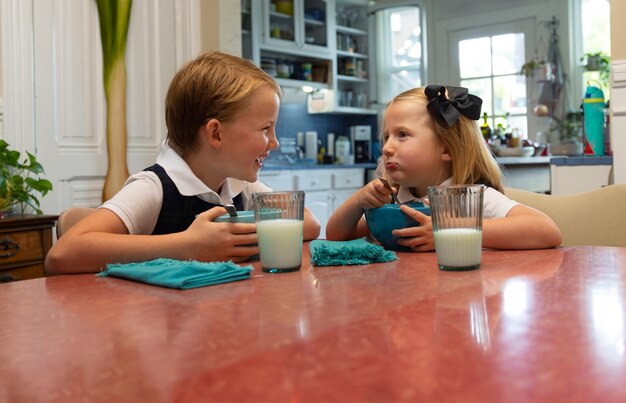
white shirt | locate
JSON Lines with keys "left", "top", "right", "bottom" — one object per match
{"left": 396, "top": 178, "right": 518, "bottom": 219}
{"left": 101, "top": 142, "right": 272, "bottom": 234}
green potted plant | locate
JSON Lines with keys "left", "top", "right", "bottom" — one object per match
{"left": 0, "top": 139, "right": 53, "bottom": 217}
{"left": 581, "top": 52, "right": 610, "bottom": 88}
{"left": 520, "top": 58, "right": 547, "bottom": 78}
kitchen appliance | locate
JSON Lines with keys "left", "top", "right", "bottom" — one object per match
{"left": 350, "top": 125, "right": 372, "bottom": 163}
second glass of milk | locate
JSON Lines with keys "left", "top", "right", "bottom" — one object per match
{"left": 427, "top": 185, "right": 485, "bottom": 271}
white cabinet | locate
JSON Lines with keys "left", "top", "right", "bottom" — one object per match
{"left": 261, "top": 0, "right": 333, "bottom": 58}
{"left": 550, "top": 164, "right": 612, "bottom": 195}
{"left": 242, "top": 0, "right": 376, "bottom": 114}
{"left": 333, "top": 0, "right": 373, "bottom": 113}
{"left": 259, "top": 168, "right": 364, "bottom": 238}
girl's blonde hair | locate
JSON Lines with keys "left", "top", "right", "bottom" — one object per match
{"left": 165, "top": 51, "right": 282, "bottom": 156}
{"left": 380, "top": 87, "right": 504, "bottom": 192}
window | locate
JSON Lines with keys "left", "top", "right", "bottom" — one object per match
{"left": 450, "top": 19, "right": 535, "bottom": 139}
{"left": 575, "top": 0, "right": 611, "bottom": 99}
{"left": 375, "top": 5, "right": 424, "bottom": 104}
{"left": 458, "top": 34, "right": 527, "bottom": 136}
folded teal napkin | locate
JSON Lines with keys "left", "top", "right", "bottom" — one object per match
{"left": 96, "top": 258, "right": 253, "bottom": 289}
{"left": 310, "top": 238, "right": 397, "bottom": 267}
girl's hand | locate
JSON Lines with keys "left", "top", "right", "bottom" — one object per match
{"left": 184, "top": 207, "right": 259, "bottom": 263}
{"left": 357, "top": 179, "right": 398, "bottom": 210}
{"left": 393, "top": 204, "right": 435, "bottom": 252}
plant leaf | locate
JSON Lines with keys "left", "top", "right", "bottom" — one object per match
{"left": 95, "top": 0, "right": 133, "bottom": 88}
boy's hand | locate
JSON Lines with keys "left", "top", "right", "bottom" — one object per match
{"left": 357, "top": 179, "right": 398, "bottom": 210}
{"left": 393, "top": 204, "right": 435, "bottom": 252}
{"left": 185, "top": 207, "right": 259, "bottom": 263}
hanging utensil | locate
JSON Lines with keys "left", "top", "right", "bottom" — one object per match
{"left": 378, "top": 177, "right": 401, "bottom": 205}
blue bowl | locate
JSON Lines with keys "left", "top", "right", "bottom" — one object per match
{"left": 214, "top": 210, "right": 255, "bottom": 223}
{"left": 365, "top": 202, "right": 431, "bottom": 251}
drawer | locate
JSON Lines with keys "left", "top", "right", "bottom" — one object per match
{"left": 294, "top": 170, "right": 332, "bottom": 191}
{"left": 258, "top": 171, "right": 294, "bottom": 191}
{"left": 333, "top": 169, "right": 364, "bottom": 189}
{"left": 1, "top": 263, "right": 45, "bottom": 281}
{"left": 0, "top": 230, "right": 44, "bottom": 267}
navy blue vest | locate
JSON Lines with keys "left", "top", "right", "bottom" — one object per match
{"left": 144, "top": 164, "right": 243, "bottom": 235}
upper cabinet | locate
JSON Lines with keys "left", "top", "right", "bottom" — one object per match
{"left": 261, "top": 0, "right": 332, "bottom": 58}
{"left": 333, "top": 0, "right": 373, "bottom": 114}
{"left": 242, "top": 0, "right": 376, "bottom": 114}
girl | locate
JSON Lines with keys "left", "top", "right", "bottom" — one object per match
{"left": 326, "top": 85, "right": 561, "bottom": 250}
{"left": 46, "top": 51, "right": 321, "bottom": 273}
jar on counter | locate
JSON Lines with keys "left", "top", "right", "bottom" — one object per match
{"left": 335, "top": 136, "right": 351, "bottom": 165}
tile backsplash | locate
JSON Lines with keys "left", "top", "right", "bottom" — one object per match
{"left": 275, "top": 103, "right": 379, "bottom": 153}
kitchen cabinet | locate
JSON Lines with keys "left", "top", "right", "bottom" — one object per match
{"left": 549, "top": 156, "right": 613, "bottom": 195}
{"left": 333, "top": 0, "right": 374, "bottom": 114}
{"left": 242, "top": 0, "right": 333, "bottom": 92}
{"left": 261, "top": 0, "right": 332, "bottom": 58}
{"left": 259, "top": 168, "right": 365, "bottom": 238}
{"left": 242, "top": 0, "right": 376, "bottom": 114}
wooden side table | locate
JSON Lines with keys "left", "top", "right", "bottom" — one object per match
{"left": 0, "top": 214, "right": 58, "bottom": 282}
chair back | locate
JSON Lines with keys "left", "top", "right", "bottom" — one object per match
{"left": 56, "top": 207, "right": 97, "bottom": 239}
{"left": 505, "top": 185, "right": 626, "bottom": 247}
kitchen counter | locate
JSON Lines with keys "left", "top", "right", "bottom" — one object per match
{"left": 550, "top": 155, "right": 613, "bottom": 166}
{"left": 496, "top": 156, "right": 550, "bottom": 165}
{"left": 262, "top": 161, "right": 378, "bottom": 171}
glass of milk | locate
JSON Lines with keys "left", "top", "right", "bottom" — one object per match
{"left": 427, "top": 185, "right": 485, "bottom": 271}
{"left": 252, "top": 191, "right": 305, "bottom": 273}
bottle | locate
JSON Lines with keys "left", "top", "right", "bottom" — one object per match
{"left": 480, "top": 113, "right": 492, "bottom": 141}
{"left": 305, "top": 131, "right": 318, "bottom": 161}
{"left": 335, "top": 136, "right": 351, "bottom": 165}
{"left": 583, "top": 84, "right": 605, "bottom": 156}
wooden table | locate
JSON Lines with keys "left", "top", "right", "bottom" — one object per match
{"left": 1, "top": 245, "right": 626, "bottom": 402}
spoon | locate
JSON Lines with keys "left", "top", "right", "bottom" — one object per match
{"left": 224, "top": 204, "right": 238, "bottom": 217}
{"left": 378, "top": 177, "right": 401, "bottom": 205}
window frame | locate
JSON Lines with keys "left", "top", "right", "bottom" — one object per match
{"left": 372, "top": 0, "right": 426, "bottom": 105}
{"left": 448, "top": 18, "right": 537, "bottom": 140}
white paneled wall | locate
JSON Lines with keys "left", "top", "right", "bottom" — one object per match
{"left": 1, "top": 0, "right": 200, "bottom": 215}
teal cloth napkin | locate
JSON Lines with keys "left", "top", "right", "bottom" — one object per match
{"left": 96, "top": 258, "right": 253, "bottom": 289}
{"left": 309, "top": 238, "right": 397, "bottom": 267}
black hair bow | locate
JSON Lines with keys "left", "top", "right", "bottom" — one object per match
{"left": 425, "top": 85, "right": 482, "bottom": 128}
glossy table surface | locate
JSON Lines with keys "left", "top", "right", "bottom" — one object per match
{"left": 2, "top": 245, "right": 626, "bottom": 402}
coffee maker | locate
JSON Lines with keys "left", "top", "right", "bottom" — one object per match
{"left": 350, "top": 125, "right": 372, "bottom": 163}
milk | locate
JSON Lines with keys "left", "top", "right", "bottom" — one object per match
{"left": 257, "top": 219, "right": 304, "bottom": 270}
{"left": 434, "top": 228, "right": 483, "bottom": 269}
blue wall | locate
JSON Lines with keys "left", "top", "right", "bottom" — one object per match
{"left": 275, "top": 103, "right": 379, "bottom": 151}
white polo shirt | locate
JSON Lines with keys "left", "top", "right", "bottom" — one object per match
{"left": 101, "top": 143, "right": 271, "bottom": 234}
{"left": 396, "top": 178, "right": 518, "bottom": 219}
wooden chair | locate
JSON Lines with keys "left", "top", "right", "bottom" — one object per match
{"left": 504, "top": 185, "right": 626, "bottom": 247}
{"left": 56, "top": 207, "right": 97, "bottom": 239}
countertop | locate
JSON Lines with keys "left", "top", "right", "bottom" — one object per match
{"left": 261, "top": 155, "right": 614, "bottom": 170}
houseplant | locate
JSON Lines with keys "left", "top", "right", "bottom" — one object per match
{"left": 581, "top": 52, "right": 610, "bottom": 89}
{"left": 520, "top": 57, "right": 548, "bottom": 78}
{"left": 0, "top": 139, "right": 53, "bottom": 217}
{"left": 95, "top": 0, "right": 132, "bottom": 202}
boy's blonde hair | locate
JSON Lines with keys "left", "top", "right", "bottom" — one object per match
{"left": 381, "top": 87, "right": 504, "bottom": 192}
{"left": 165, "top": 51, "right": 282, "bottom": 156}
